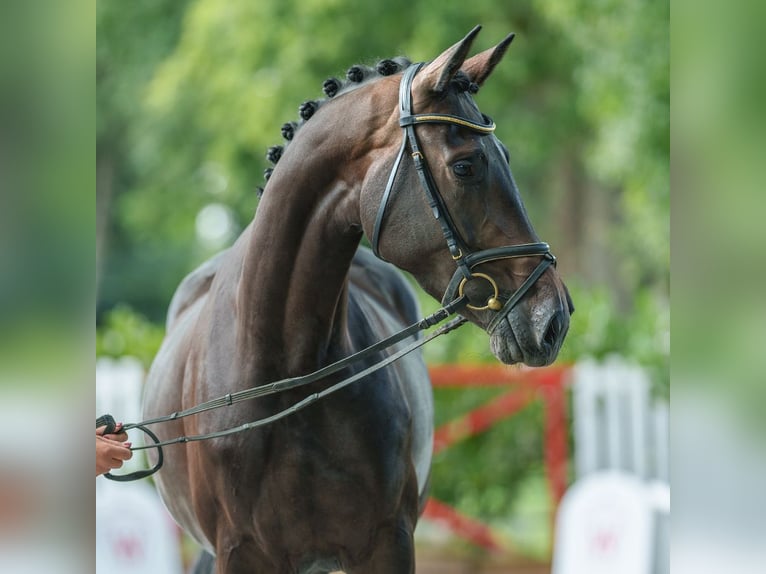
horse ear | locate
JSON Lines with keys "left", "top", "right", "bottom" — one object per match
{"left": 461, "top": 33, "right": 515, "bottom": 87}
{"left": 415, "top": 26, "right": 483, "bottom": 96}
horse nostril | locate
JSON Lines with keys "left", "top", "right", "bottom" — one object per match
{"left": 543, "top": 311, "right": 563, "bottom": 349}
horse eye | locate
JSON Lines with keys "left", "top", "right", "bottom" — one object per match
{"left": 453, "top": 162, "right": 473, "bottom": 178}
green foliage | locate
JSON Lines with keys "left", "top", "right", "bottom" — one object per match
{"left": 96, "top": 305, "right": 165, "bottom": 369}
{"left": 558, "top": 282, "right": 669, "bottom": 398}
{"left": 431, "top": 392, "right": 545, "bottom": 518}
{"left": 97, "top": 0, "right": 668, "bottom": 322}
{"left": 549, "top": 0, "right": 669, "bottom": 295}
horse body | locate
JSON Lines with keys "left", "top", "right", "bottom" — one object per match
{"left": 145, "top": 234, "right": 430, "bottom": 571}
{"left": 143, "top": 27, "right": 572, "bottom": 573}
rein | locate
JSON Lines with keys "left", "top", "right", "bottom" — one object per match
{"left": 102, "top": 63, "right": 556, "bottom": 482}
{"left": 101, "top": 299, "right": 468, "bottom": 481}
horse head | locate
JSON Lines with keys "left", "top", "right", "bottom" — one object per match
{"left": 358, "top": 26, "right": 573, "bottom": 367}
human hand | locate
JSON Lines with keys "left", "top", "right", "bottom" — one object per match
{"left": 97, "top": 421, "right": 128, "bottom": 443}
{"left": 96, "top": 424, "right": 133, "bottom": 476}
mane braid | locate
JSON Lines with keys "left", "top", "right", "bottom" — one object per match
{"left": 257, "top": 56, "right": 477, "bottom": 196}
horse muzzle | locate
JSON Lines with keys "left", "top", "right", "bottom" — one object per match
{"left": 439, "top": 244, "right": 571, "bottom": 367}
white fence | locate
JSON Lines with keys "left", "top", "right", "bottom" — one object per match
{"left": 553, "top": 357, "right": 669, "bottom": 574}
{"left": 573, "top": 358, "right": 669, "bottom": 482}
{"left": 96, "top": 357, "right": 183, "bottom": 574}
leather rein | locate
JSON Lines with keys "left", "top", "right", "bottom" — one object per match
{"left": 101, "top": 63, "right": 555, "bottom": 482}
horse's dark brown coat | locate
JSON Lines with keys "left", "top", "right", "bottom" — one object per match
{"left": 143, "top": 27, "right": 571, "bottom": 574}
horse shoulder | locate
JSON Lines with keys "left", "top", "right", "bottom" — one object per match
{"left": 165, "top": 248, "right": 231, "bottom": 332}
{"left": 348, "top": 247, "right": 434, "bottom": 499}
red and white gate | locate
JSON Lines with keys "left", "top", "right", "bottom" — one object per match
{"left": 422, "top": 364, "right": 571, "bottom": 552}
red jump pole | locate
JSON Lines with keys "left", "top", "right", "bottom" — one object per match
{"left": 423, "top": 497, "right": 505, "bottom": 553}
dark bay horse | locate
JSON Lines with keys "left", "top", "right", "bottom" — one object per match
{"left": 142, "top": 26, "right": 572, "bottom": 574}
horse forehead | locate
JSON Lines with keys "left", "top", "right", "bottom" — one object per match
{"left": 444, "top": 89, "right": 484, "bottom": 119}
{"left": 449, "top": 95, "right": 509, "bottom": 160}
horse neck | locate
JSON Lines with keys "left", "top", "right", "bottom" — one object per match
{"left": 237, "top": 117, "right": 369, "bottom": 376}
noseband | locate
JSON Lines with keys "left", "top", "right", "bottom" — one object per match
{"left": 371, "top": 63, "right": 556, "bottom": 334}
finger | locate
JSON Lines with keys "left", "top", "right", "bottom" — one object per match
{"left": 112, "top": 443, "right": 133, "bottom": 460}
{"left": 98, "top": 435, "right": 125, "bottom": 447}
{"left": 117, "top": 444, "right": 133, "bottom": 460}
{"left": 96, "top": 425, "right": 106, "bottom": 436}
{"left": 104, "top": 431, "right": 128, "bottom": 442}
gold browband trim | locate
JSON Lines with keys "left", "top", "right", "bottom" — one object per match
{"left": 412, "top": 114, "right": 496, "bottom": 134}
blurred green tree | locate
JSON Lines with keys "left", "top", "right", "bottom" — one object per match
{"left": 98, "top": 0, "right": 667, "bottom": 323}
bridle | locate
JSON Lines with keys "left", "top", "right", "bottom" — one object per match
{"left": 100, "top": 63, "right": 557, "bottom": 482}
{"left": 371, "top": 62, "right": 556, "bottom": 335}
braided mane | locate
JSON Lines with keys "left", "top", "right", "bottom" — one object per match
{"left": 257, "top": 57, "right": 479, "bottom": 196}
